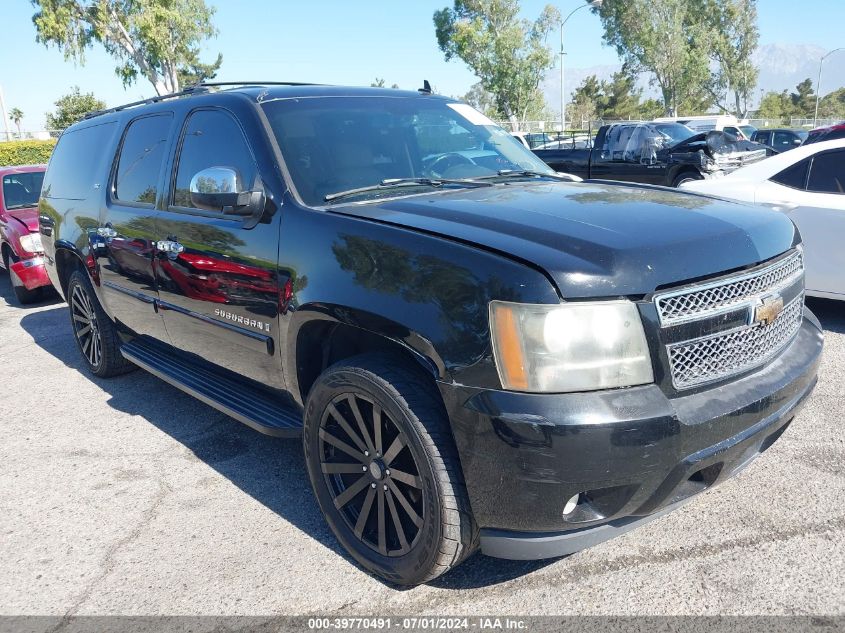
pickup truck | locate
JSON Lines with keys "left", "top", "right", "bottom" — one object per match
{"left": 39, "top": 83, "right": 822, "bottom": 585}
{"left": 533, "top": 121, "right": 771, "bottom": 187}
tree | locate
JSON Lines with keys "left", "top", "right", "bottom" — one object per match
{"left": 698, "top": 0, "right": 759, "bottom": 117}
{"left": 791, "top": 78, "right": 816, "bottom": 118}
{"left": 567, "top": 72, "right": 662, "bottom": 124}
{"left": 566, "top": 75, "right": 601, "bottom": 127}
{"left": 177, "top": 52, "right": 222, "bottom": 87}
{"left": 434, "top": 0, "right": 560, "bottom": 130}
{"left": 757, "top": 89, "right": 792, "bottom": 123}
{"left": 593, "top": 0, "right": 714, "bottom": 116}
{"left": 45, "top": 86, "right": 106, "bottom": 130}
{"left": 370, "top": 78, "right": 386, "bottom": 88}
{"left": 461, "top": 82, "right": 499, "bottom": 118}
{"left": 601, "top": 72, "right": 644, "bottom": 120}
{"left": 31, "top": 0, "right": 222, "bottom": 96}
{"left": 9, "top": 108, "right": 24, "bottom": 139}
{"left": 818, "top": 87, "right": 845, "bottom": 119}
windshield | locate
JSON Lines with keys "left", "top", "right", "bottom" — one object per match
{"left": 261, "top": 96, "right": 554, "bottom": 205}
{"left": 653, "top": 123, "right": 696, "bottom": 145}
{"left": 2, "top": 171, "right": 44, "bottom": 210}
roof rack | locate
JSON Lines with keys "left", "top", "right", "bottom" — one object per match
{"left": 83, "top": 81, "right": 322, "bottom": 120}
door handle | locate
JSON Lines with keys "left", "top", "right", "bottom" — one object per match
{"left": 97, "top": 226, "right": 118, "bottom": 238}
{"left": 155, "top": 240, "right": 185, "bottom": 255}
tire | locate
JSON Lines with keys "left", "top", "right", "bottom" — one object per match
{"left": 673, "top": 171, "right": 704, "bottom": 188}
{"left": 303, "top": 354, "right": 477, "bottom": 585}
{"left": 66, "top": 269, "right": 135, "bottom": 378}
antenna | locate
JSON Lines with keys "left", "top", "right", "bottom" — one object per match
{"left": 418, "top": 80, "right": 432, "bottom": 95}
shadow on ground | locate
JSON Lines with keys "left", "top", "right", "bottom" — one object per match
{"left": 5, "top": 273, "right": 551, "bottom": 589}
{"left": 807, "top": 297, "right": 845, "bottom": 334}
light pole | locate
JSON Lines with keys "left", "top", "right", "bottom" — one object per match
{"left": 814, "top": 47, "right": 844, "bottom": 127}
{"left": 560, "top": 0, "right": 602, "bottom": 136}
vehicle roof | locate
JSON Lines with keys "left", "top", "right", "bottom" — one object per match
{"left": 720, "top": 137, "right": 845, "bottom": 181}
{"left": 0, "top": 164, "right": 47, "bottom": 176}
{"left": 66, "top": 83, "right": 453, "bottom": 133}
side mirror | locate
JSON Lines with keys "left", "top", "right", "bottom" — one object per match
{"left": 189, "top": 166, "right": 263, "bottom": 216}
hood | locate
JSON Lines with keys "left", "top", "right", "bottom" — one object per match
{"left": 671, "top": 131, "right": 771, "bottom": 157}
{"left": 330, "top": 181, "right": 797, "bottom": 298}
{"left": 5, "top": 207, "right": 39, "bottom": 233}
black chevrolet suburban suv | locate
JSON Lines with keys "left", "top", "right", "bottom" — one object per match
{"left": 39, "top": 82, "right": 823, "bottom": 585}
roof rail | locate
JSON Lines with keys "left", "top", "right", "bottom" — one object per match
{"left": 82, "top": 81, "right": 324, "bottom": 120}
{"left": 196, "top": 81, "right": 323, "bottom": 88}
{"left": 83, "top": 84, "right": 210, "bottom": 120}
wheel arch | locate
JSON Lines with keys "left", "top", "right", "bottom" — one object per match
{"left": 288, "top": 305, "right": 443, "bottom": 407}
{"left": 53, "top": 241, "right": 89, "bottom": 299}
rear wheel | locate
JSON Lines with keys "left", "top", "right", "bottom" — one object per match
{"left": 67, "top": 269, "right": 134, "bottom": 378}
{"left": 303, "top": 355, "right": 477, "bottom": 585}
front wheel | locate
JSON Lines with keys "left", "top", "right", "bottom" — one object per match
{"left": 673, "top": 171, "right": 704, "bottom": 187}
{"left": 303, "top": 355, "right": 477, "bottom": 585}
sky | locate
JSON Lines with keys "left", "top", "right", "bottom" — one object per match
{"left": 1, "top": 0, "right": 844, "bottom": 134}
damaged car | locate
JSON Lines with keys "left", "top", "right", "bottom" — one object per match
{"left": 533, "top": 121, "right": 772, "bottom": 187}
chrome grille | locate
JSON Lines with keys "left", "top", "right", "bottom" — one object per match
{"left": 655, "top": 249, "right": 804, "bottom": 326}
{"left": 667, "top": 294, "right": 804, "bottom": 390}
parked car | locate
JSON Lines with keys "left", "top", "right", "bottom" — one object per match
{"left": 40, "top": 83, "right": 822, "bottom": 585}
{"left": 681, "top": 137, "right": 845, "bottom": 300}
{"left": 804, "top": 122, "right": 845, "bottom": 145}
{"left": 653, "top": 114, "right": 742, "bottom": 133}
{"left": 0, "top": 164, "right": 51, "bottom": 303}
{"left": 533, "top": 121, "right": 771, "bottom": 187}
{"left": 751, "top": 128, "right": 807, "bottom": 152}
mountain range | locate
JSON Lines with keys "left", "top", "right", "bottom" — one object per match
{"left": 541, "top": 43, "right": 845, "bottom": 114}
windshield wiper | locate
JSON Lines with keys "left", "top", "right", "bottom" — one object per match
{"left": 470, "top": 170, "right": 583, "bottom": 182}
{"left": 324, "top": 177, "right": 493, "bottom": 203}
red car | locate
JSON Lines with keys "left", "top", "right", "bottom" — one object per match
{"left": 0, "top": 165, "right": 51, "bottom": 303}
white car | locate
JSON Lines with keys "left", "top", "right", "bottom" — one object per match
{"left": 680, "top": 138, "right": 845, "bottom": 300}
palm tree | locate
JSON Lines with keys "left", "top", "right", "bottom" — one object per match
{"left": 9, "top": 108, "right": 23, "bottom": 140}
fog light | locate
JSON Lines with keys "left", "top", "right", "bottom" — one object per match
{"left": 563, "top": 493, "right": 581, "bottom": 516}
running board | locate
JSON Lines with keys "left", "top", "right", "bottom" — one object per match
{"left": 121, "top": 338, "right": 303, "bottom": 437}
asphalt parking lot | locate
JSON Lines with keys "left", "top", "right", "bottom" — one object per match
{"left": 0, "top": 273, "right": 843, "bottom": 617}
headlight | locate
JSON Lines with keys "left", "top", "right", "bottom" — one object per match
{"left": 489, "top": 300, "right": 654, "bottom": 393}
{"left": 19, "top": 233, "right": 43, "bottom": 254}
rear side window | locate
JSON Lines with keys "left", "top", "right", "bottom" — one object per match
{"left": 807, "top": 150, "right": 845, "bottom": 194}
{"left": 172, "top": 109, "right": 257, "bottom": 210}
{"left": 42, "top": 122, "right": 117, "bottom": 200}
{"left": 114, "top": 114, "right": 172, "bottom": 205}
{"left": 770, "top": 159, "right": 809, "bottom": 190}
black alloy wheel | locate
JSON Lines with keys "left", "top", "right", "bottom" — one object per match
{"left": 303, "top": 355, "right": 477, "bottom": 585}
{"left": 319, "top": 392, "right": 424, "bottom": 557}
{"left": 66, "top": 269, "right": 135, "bottom": 378}
{"left": 70, "top": 283, "right": 102, "bottom": 369}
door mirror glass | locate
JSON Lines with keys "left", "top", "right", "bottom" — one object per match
{"left": 189, "top": 166, "right": 255, "bottom": 215}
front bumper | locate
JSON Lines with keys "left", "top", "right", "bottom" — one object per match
{"left": 10, "top": 257, "right": 50, "bottom": 291}
{"left": 440, "top": 312, "right": 823, "bottom": 560}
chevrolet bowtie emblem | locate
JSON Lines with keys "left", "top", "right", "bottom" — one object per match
{"left": 753, "top": 294, "right": 784, "bottom": 326}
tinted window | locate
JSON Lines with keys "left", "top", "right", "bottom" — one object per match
{"left": 773, "top": 131, "right": 799, "bottom": 150}
{"left": 771, "top": 159, "right": 809, "bottom": 189}
{"left": 753, "top": 131, "right": 770, "bottom": 145}
{"left": 807, "top": 150, "right": 845, "bottom": 194}
{"left": 114, "top": 114, "right": 172, "bottom": 205}
{"left": 173, "top": 109, "right": 257, "bottom": 209}
{"left": 42, "top": 122, "right": 117, "bottom": 200}
{"left": 261, "top": 97, "right": 551, "bottom": 206}
{"left": 3, "top": 172, "right": 45, "bottom": 209}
